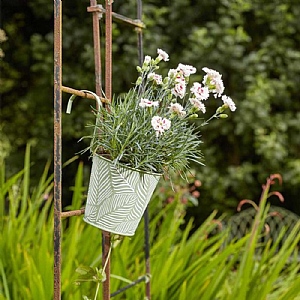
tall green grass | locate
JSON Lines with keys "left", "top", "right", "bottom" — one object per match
{"left": 0, "top": 144, "right": 53, "bottom": 300}
{"left": 0, "top": 146, "right": 299, "bottom": 299}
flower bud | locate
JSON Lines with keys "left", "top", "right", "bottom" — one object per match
{"left": 219, "top": 114, "right": 228, "bottom": 119}
{"left": 136, "top": 66, "right": 142, "bottom": 73}
{"left": 135, "top": 76, "right": 143, "bottom": 85}
{"left": 142, "top": 66, "right": 150, "bottom": 72}
{"left": 216, "top": 106, "right": 225, "bottom": 114}
{"left": 163, "top": 77, "right": 169, "bottom": 85}
{"left": 189, "top": 114, "right": 198, "bottom": 119}
{"left": 154, "top": 57, "right": 161, "bottom": 64}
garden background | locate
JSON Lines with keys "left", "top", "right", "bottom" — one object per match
{"left": 0, "top": 0, "right": 300, "bottom": 299}
{"left": 1, "top": 0, "right": 300, "bottom": 220}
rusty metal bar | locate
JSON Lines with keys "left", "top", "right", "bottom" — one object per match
{"left": 87, "top": 3, "right": 112, "bottom": 298}
{"left": 87, "top": 5, "right": 145, "bottom": 29}
{"left": 102, "top": 231, "right": 111, "bottom": 300}
{"left": 136, "top": 0, "right": 144, "bottom": 66}
{"left": 102, "top": 1, "right": 113, "bottom": 299}
{"left": 105, "top": 0, "right": 113, "bottom": 101}
{"left": 61, "top": 208, "right": 85, "bottom": 218}
{"left": 88, "top": 0, "right": 103, "bottom": 99}
{"left": 53, "top": 0, "right": 62, "bottom": 299}
{"left": 144, "top": 209, "right": 151, "bottom": 299}
{"left": 110, "top": 275, "right": 148, "bottom": 298}
{"left": 61, "top": 86, "right": 108, "bottom": 103}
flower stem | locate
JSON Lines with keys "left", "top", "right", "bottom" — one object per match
{"left": 94, "top": 283, "right": 100, "bottom": 300}
{"left": 201, "top": 112, "right": 220, "bottom": 127}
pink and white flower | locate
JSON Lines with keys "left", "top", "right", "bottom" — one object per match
{"left": 169, "top": 103, "right": 186, "bottom": 117}
{"left": 171, "top": 81, "right": 186, "bottom": 99}
{"left": 143, "top": 55, "right": 151, "bottom": 64}
{"left": 168, "top": 68, "right": 177, "bottom": 79}
{"left": 174, "top": 73, "right": 185, "bottom": 84}
{"left": 148, "top": 72, "right": 163, "bottom": 85}
{"left": 177, "top": 63, "right": 197, "bottom": 77}
{"left": 190, "top": 82, "right": 210, "bottom": 101}
{"left": 202, "top": 67, "right": 225, "bottom": 97}
{"left": 221, "top": 95, "right": 236, "bottom": 111}
{"left": 139, "top": 98, "right": 159, "bottom": 108}
{"left": 157, "top": 49, "right": 169, "bottom": 62}
{"left": 189, "top": 98, "right": 206, "bottom": 114}
{"left": 151, "top": 116, "right": 171, "bottom": 136}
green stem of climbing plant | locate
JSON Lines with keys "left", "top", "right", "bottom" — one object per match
{"left": 94, "top": 242, "right": 112, "bottom": 300}
{"left": 94, "top": 283, "right": 100, "bottom": 300}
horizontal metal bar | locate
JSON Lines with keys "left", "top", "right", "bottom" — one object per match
{"left": 110, "top": 275, "right": 149, "bottom": 298}
{"left": 61, "top": 85, "right": 109, "bottom": 103}
{"left": 61, "top": 208, "right": 85, "bottom": 218}
{"left": 87, "top": 5, "right": 145, "bottom": 29}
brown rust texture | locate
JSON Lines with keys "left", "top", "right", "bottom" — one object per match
{"left": 61, "top": 208, "right": 85, "bottom": 218}
{"left": 53, "top": 0, "right": 62, "bottom": 299}
{"left": 89, "top": 0, "right": 103, "bottom": 100}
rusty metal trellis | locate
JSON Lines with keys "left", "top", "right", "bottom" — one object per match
{"left": 53, "top": 1, "right": 150, "bottom": 299}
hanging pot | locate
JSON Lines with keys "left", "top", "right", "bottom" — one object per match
{"left": 66, "top": 90, "right": 161, "bottom": 236}
{"left": 84, "top": 154, "right": 161, "bottom": 236}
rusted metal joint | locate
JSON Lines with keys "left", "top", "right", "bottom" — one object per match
{"left": 87, "top": 4, "right": 104, "bottom": 20}
{"left": 135, "top": 26, "right": 143, "bottom": 34}
{"left": 88, "top": 5, "right": 145, "bottom": 29}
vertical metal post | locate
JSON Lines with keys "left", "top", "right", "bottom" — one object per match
{"left": 102, "top": 231, "right": 111, "bottom": 299}
{"left": 143, "top": 209, "right": 151, "bottom": 299}
{"left": 105, "top": 0, "right": 113, "bottom": 100}
{"left": 90, "top": 0, "right": 102, "bottom": 98}
{"left": 53, "top": 0, "right": 62, "bottom": 299}
{"left": 103, "top": 1, "right": 113, "bottom": 300}
{"left": 136, "top": 0, "right": 143, "bottom": 65}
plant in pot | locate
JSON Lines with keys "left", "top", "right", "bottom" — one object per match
{"left": 68, "top": 49, "right": 236, "bottom": 236}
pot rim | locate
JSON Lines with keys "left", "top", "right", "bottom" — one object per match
{"left": 93, "top": 153, "right": 163, "bottom": 177}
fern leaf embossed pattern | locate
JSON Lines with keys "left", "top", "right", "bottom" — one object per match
{"left": 84, "top": 155, "right": 160, "bottom": 236}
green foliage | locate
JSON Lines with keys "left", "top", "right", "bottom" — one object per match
{"left": 0, "top": 29, "right": 7, "bottom": 60}
{"left": 184, "top": 0, "right": 300, "bottom": 217}
{"left": 2, "top": 0, "right": 300, "bottom": 218}
{"left": 1, "top": 152, "right": 300, "bottom": 299}
{"left": 0, "top": 145, "right": 54, "bottom": 299}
